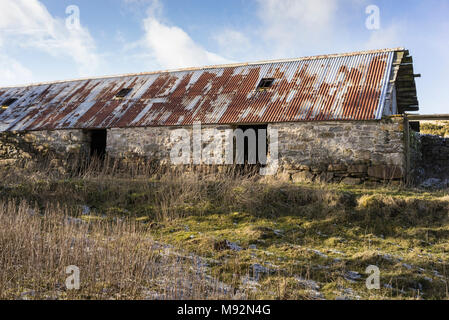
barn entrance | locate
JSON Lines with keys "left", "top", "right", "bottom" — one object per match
{"left": 235, "top": 125, "right": 268, "bottom": 166}
{"left": 88, "top": 129, "right": 107, "bottom": 159}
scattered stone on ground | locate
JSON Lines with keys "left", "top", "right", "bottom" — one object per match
{"left": 213, "top": 240, "right": 242, "bottom": 252}
{"left": 344, "top": 271, "right": 362, "bottom": 282}
{"left": 82, "top": 205, "right": 90, "bottom": 214}
{"left": 308, "top": 249, "right": 328, "bottom": 259}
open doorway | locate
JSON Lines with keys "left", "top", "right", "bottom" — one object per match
{"left": 88, "top": 129, "right": 107, "bottom": 159}
{"left": 235, "top": 125, "right": 268, "bottom": 166}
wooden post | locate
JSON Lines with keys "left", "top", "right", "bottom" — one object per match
{"left": 403, "top": 114, "right": 411, "bottom": 185}
{"left": 405, "top": 114, "right": 449, "bottom": 121}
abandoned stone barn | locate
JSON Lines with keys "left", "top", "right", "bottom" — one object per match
{"left": 0, "top": 48, "right": 421, "bottom": 184}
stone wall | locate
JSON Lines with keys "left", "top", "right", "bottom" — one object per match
{"left": 419, "top": 135, "right": 449, "bottom": 181}
{"left": 107, "top": 125, "right": 234, "bottom": 166}
{"left": 107, "top": 127, "right": 172, "bottom": 164}
{"left": 271, "top": 118, "right": 406, "bottom": 185}
{"left": 409, "top": 130, "right": 422, "bottom": 183}
{"left": 106, "top": 119, "right": 406, "bottom": 185}
{"left": 0, "top": 118, "right": 409, "bottom": 185}
{"left": 0, "top": 130, "right": 89, "bottom": 166}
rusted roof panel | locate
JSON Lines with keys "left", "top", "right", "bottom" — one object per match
{"left": 0, "top": 48, "right": 402, "bottom": 132}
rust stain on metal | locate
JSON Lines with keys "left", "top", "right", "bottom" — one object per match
{"left": 0, "top": 49, "right": 401, "bottom": 132}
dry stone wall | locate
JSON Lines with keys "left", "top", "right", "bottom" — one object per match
{"left": 0, "top": 130, "right": 89, "bottom": 166}
{"left": 0, "top": 118, "right": 408, "bottom": 185}
{"left": 271, "top": 118, "right": 406, "bottom": 185}
{"left": 107, "top": 118, "right": 406, "bottom": 184}
{"left": 419, "top": 135, "right": 449, "bottom": 182}
{"left": 107, "top": 127, "right": 172, "bottom": 164}
{"left": 107, "top": 125, "right": 234, "bottom": 165}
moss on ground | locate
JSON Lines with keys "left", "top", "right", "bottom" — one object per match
{"left": 1, "top": 165, "right": 448, "bottom": 300}
{"left": 149, "top": 203, "right": 449, "bottom": 300}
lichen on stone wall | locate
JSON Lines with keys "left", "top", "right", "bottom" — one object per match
{"left": 0, "top": 130, "right": 90, "bottom": 167}
{"left": 1, "top": 118, "right": 410, "bottom": 185}
{"left": 105, "top": 119, "right": 407, "bottom": 185}
{"left": 271, "top": 118, "right": 406, "bottom": 185}
{"left": 107, "top": 125, "right": 235, "bottom": 166}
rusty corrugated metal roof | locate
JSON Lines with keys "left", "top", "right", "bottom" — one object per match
{"left": 0, "top": 48, "right": 404, "bottom": 132}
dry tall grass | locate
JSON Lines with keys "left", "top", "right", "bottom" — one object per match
{"left": 1, "top": 155, "right": 447, "bottom": 229}
{"left": 0, "top": 199, "right": 240, "bottom": 300}
{"left": 1, "top": 156, "right": 448, "bottom": 300}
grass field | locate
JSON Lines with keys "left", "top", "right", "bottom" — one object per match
{"left": 1, "top": 159, "right": 448, "bottom": 300}
{"left": 420, "top": 121, "right": 449, "bottom": 137}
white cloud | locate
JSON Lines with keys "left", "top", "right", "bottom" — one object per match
{"left": 212, "top": 0, "right": 369, "bottom": 60}
{"left": 137, "top": 0, "right": 231, "bottom": 69}
{"left": 0, "top": 53, "right": 33, "bottom": 87}
{"left": 0, "top": 0, "right": 100, "bottom": 79}
{"left": 258, "top": 0, "right": 339, "bottom": 33}
{"left": 0, "top": 0, "right": 53, "bottom": 32}
{"left": 255, "top": 0, "right": 340, "bottom": 56}
{"left": 363, "top": 23, "right": 405, "bottom": 50}
{"left": 213, "top": 29, "right": 252, "bottom": 60}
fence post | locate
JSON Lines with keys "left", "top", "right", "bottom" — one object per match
{"left": 404, "top": 114, "right": 411, "bottom": 185}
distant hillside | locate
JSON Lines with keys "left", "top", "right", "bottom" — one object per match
{"left": 420, "top": 121, "right": 449, "bottom": 137}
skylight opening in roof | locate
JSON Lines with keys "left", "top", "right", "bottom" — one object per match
{"left": 114, "top": 88, "right": 133, "bottom": 99}
{"left": 257, "top": 78, "right": 275, "bottom": 91}
{"left": 1, "top": 98, "right": 18, "bottom": 108}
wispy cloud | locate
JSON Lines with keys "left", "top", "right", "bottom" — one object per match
{"left": 257, "top": 0, "right": 339, "bottom": 53}
{"left": 363, "top": 22, "right": 405, "bottom": 50}
{"left": 0, "top": 0, "right": 100, "bottom": 82}
{"left": 214, "top": 0, "right": 369, "bottom": 60}
{"left": 213, "top": 29, "right": 252, "bottom": 61}
{"left": 131, "top": 0, "right": 231, "bottom": 70}
{"left": 0, "top": 53, "right": 33, "bottom": 87}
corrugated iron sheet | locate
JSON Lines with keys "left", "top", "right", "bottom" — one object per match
{"left": 0, "top": 49, "right": 399, "bottom": 132}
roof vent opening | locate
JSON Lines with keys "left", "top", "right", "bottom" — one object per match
{"left": 257, "top": 78, "right": 275, "bottom": 91}
{"left": 114, "top": 88, "right": 133, "bottom": 99}
{"left": 1, "top": 98, "right": 18, "bottom": 109}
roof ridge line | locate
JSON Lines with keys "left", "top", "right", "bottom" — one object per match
{"left": 0, "top": 47, "right": 405, "bottom": 89}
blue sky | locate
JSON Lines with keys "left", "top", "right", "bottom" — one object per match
{"left": 0, "top": 0, "right": 448, "bottom": 114}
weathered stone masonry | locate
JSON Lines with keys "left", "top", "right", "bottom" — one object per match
{"left": 107, "top": 125, "right": 234, "bottom": 165}
{"left": 272, "top": 118, "right": 405, "bottom": 184}
{"left": 418, "top": 135, "right": 449, "bottom": 181}
{"left": 107, "top": 127, "right": 173, "bottom": 164}
{"left": 0, "top": 130, "right": 90, "bottom": 166}
{"left": 0, "top": 118, "right": 410, "bottom": 185}
{"left": 105, "top": 118, "right": 406, "bottom": 184}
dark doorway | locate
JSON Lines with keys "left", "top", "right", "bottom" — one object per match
{"left": 89, "top": 130, "right": 107, "bottom": 159}
{"left": 235, "top": 125, "right": 268, "bottom": 166}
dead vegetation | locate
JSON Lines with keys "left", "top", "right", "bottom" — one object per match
{"left": 420, "top": 121, "right": 449, "bottom": 137}
{"left": 1, "top": 157, "right": 449, "bottom": 300}
{"left": 0, "top": 199, "right": 242, "bottom": 300}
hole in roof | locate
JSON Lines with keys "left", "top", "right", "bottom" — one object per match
{"left": 1, "top": 98, "right": 18, "bottom": 108}
{"left": 257, "top": 78, "right": 275, "bottom": 91}
{"left": 115, "top": 88, "right": 133, "bottom": 99}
